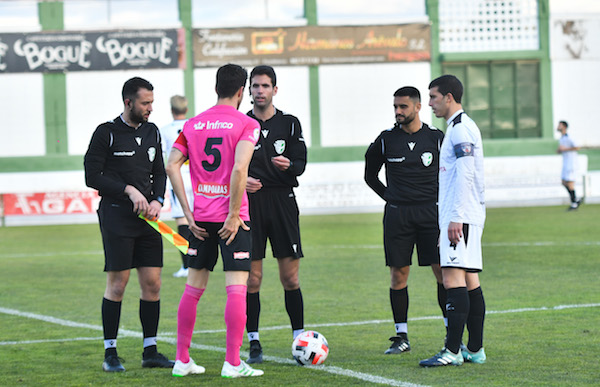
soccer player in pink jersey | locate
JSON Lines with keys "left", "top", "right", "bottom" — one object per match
{"left": 166, "top": 64, "right": 263, "bottom": 378}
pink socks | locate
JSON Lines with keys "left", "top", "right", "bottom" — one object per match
{"left": 224, "top": 284, "right": 247, "bottom": 366}
{"left": 176, "top": 284, "right": 205, "bottom": 363}
{"left": 176, "top": 283, "right": 247, "bottom": 366}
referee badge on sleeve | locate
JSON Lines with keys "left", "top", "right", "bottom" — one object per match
{"left": 421, "top": 152, "right": 433, "bottom": 167}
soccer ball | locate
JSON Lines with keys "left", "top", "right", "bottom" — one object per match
{"left": 291, "top": 330, "right": 329, "bottom": 366}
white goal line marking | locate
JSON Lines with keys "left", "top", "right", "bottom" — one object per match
{"left": 2, "top": 303, "right": 599, "bottom": 386}
{"left": 0, "top": 306, "right": 425, "bottom": 387}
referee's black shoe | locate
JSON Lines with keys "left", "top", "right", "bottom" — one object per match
{"left": 384, "top": 335, "right": 411, "bottom": 354}
{"left": 141, "top": 351, "right": 175, "bottom": 368}
{"left": 246, "top": 340, "right": 263, "bottom": 364}
{"left": 102, "top": 355, "right": 125, "bottom": 372}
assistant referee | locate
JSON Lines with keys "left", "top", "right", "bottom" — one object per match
{"left": 84, "top": 77, "right": 174, "bottom": 372}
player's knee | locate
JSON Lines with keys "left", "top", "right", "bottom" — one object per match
{"left": 281, "top": 274, "right": 300, "bottom": 290}
{"left": 247, "top": 271, "right": 263, "bottom": 290}
{"left": 105, "top": 285, "right": 126, "bottom": 300}
{"left": 141, "top": 278, "right": 162, "bottom": 298}
{"left": 390, "top": 267, "right": 409, "bottom": 288}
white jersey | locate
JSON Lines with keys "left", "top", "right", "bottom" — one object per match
{"left": 559, "top": 133, "right": 578, "bottom": 181}
{"left": 160, "top": 119, "right": 193, "bottom": 218}
{"left": 439, "top": 110, "right": 485, "bottom": 228}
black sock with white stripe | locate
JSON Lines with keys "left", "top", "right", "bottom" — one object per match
{"left": 102, "top": 298, "right": 121, "bottom": 358}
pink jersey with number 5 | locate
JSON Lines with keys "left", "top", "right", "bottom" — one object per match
{"left": 173, "top": 104, "right": 260, "bottom": 222}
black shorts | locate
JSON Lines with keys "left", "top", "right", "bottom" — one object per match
{"left": 97, "top": 199, "right": 163, "bottom": 272}
{"left": 187, "top": 221, "right": 252, "bottom": 272}
{"left": 248, "top": 187, "right": 303, "bottom": 260}
{"left": 383, "top": 202, "right": 439, "bottom": 268}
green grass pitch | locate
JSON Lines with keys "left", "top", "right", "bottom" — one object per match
{"left": 1, "top": 205, "right": 599, "bottom": 386}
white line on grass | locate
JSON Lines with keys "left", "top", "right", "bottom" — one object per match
{"left": 0, "top": 307, "right": 427, "bottom": 387}
{"left": 3, "top": 303, "right": 600, "bottom": 385}
{"left": 0, "top": 337, "right": 102, "bottom": 345}
{"left": 157, "top": 302, "right": 600, "bottom": 336}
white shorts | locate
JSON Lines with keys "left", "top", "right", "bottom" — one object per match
{"left": 561, "top": 165, "right": 576, "bottom": 182}
{"left": 168, "top": 169, "right": 194, "bottom": 219}
{"left": 440, "top": 223, "right": 483, "bottom": 272}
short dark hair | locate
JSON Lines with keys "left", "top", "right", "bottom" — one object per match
{"left": 250, "top": 65, "right": 277, "bottom": 87}
{"left": 429, "top": 74, "right": 463, "bottom": 104}
{"left": 393, "top": 86, "right": 421, "bottom": 102}
{"left": 122, "top": 77, "right": 153, "bottom": 102}
{"left": 216, "top": 64, "right": 248, "bottom": 99}
{"left": 559, "top": 120, "right": 569, "bottom": 128}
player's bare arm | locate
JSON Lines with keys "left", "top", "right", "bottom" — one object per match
{"left": 218, "top": 140, "right": 255, "bottom": 245}
{"left": 558, "top": 145, "right": 580, "bottom": 153}
{"left": 166, "top": 147, "right": 208, "bottom": 240}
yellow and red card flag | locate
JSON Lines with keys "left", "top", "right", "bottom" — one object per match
{"left": 139, "top": 214, "right": 189, "bottom": 254}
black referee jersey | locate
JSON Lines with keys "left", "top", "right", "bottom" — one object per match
{"left": 365, "top": 123, "right": 443, "bottom": 205}
{"left": 84, "top": 116, "right": 166, "bottom": 207}
{"left": 247, "top": 108, "right": 307, "bottom": 188}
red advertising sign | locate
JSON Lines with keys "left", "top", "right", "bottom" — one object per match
{"left": 3, "top": 191, "right": 171, "bottom": 216}
{"left": 3, "top": 192, "right": 101, "bottom": 216}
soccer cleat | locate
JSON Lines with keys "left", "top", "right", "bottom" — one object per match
{"left": 462, "top": 347, "right": 486, "bottom": 364}
{"left": 568, "top": 203, "right": 579, "bottom": 211}
{"left": 173, "top": 267, "right": 189, "bottom": 278}
{"left": 102, "top": 355, "right": 125, "bottom": 372}
{"left": 246, "top": 340, "right": 263, "bottom": 364}
{"left": 142, "top": 352, "right": 175, "bottom": 368}
{"left": 221, "top": 360, "right": 264, "bottom": 378}
{"left": 384, "top": 335, "right": 411, "bottom": 354}
{"left": 172, "top": 358, "right": 206, "bottom": 377}
{"left": 419, "top": 348, "right": 464, "bottom": 367}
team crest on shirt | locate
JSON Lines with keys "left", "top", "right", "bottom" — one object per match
{"left": 274, "top": 140, "right": 286, "bottom": 154}
{"left": 147, "top": 147, "right": 156, "bottom": 162}
{"left": 421, "top": 152, "right": 433, "bottom": 167}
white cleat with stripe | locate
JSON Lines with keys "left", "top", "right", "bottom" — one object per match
{"left": 419, "top": 348, "right": 464, "bottom": 367}
{"left": 221, "top": 360, "right": 264, "bottom": 378}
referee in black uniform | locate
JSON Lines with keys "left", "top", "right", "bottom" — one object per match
{"left": 244, "top": 65, "right": 307, "bottom": 364}
{"left": 365, "top": 86, "right": 447, "bottom": 354}
{"left": 84, "top": 77, "right": 174, "bottom": 372}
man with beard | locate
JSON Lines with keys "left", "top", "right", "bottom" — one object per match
{"left": 84, "top": 77, "right": 174, "bottom": 372}
{"left": 364, "top": 86, "right": 446, "bottom": 355}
